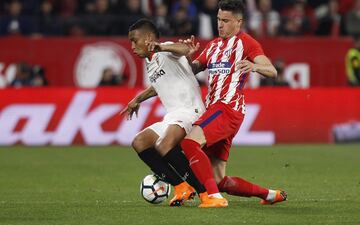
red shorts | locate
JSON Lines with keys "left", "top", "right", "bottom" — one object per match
{"left": 193, "top": 102, "right": 244, "bottom": 161}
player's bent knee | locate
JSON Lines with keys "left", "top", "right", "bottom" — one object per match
{"left": 131, "top": 134, "right": 148, "bottom": 153}
{"left": 154, "top": 138, "right": 174, "bottom": 156}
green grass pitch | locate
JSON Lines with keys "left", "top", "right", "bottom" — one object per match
{"left": 0, "top": 145, "right": 359, "bottom": 225}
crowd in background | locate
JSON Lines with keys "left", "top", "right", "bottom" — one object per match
{"left": 0, "top": 0, "right": 359, "bottom": 39}
{"left": 8, "top": 62, "right": 47, "bottom": 87}
{"left": 1, "top": 0, "right": 359, "bottom": 87}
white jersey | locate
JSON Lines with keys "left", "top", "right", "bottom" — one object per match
{"left": 145, "top": 45, "right": 205, "bottom": 114}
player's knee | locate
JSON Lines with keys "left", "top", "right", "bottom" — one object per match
{"left": 155, "top": 138, "right": 173, "bottom": 156}
{"left": 131, "top": 134, "right": 148, "bottom": 153}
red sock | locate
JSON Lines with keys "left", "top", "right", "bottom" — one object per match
{"left": 180, "top": 139, "right": 219, "bottom": 194}
{"left": 218, "top": 176, "right": 269, "bottom": 199}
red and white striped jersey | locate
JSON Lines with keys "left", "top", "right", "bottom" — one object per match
{"left": 196, "top": 32, "right": 264, "bottom": 112}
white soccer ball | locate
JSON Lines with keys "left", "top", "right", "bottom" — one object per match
{"left": 140, "top": 174, "right": 171, "bottom": 204}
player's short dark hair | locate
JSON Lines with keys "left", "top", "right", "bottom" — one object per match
{"left": 129, "top": 19, "right": 160, "bottom": 39}
{"left": 218, "top": 0, "right": 245, "bottom": 16}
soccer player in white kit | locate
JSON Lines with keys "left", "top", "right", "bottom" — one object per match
{"left": 121, "top": 19, "right": 206, "bottom": 206}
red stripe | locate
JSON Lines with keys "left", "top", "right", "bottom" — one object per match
{"left": 209, "top": 39, "right": 228, "bottom": 105}
{"left": 218, "top": 38, "right": 239, "bottom": 103}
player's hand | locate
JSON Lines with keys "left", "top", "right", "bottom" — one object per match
{"left": 145, "top": 36, "right": 161, "bottom": 52}
{"left": 120, "top": 100, "right": 140, "bottom": 120}
{"left": 179, "top": 35, "right": 200, "bottom": 59}
{"left": 237, "top": 59, "right": 256, "bottom": 74}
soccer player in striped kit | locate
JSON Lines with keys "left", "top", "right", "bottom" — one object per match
{"left": 181, "top": 0, "right": 287, "bottom": 208}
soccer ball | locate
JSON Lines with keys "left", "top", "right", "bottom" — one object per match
{"left": 140, "top": 174, "right": 171, "bottom": 204}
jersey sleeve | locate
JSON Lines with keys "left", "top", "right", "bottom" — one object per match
{"left": 243, "top": 34, "right": 264, "bottom": 62}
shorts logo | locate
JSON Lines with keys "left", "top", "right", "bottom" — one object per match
{"left": 208, "top": 62, "right": 231, "bottom": 75}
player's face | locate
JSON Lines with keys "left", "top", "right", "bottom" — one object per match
{"left": 128, "top": 29, "right": 149, "bottom": 58}
{"left": 217, "top": 9, "right": 242, "bottom": 39}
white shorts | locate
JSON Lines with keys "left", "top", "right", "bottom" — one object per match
{"left": 147, "top": 108, "right": 203, "bottom": 137}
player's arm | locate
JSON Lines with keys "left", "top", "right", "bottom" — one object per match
{"left": 155, "top": 41, "right": 206, "bottom": 74}
{"left": 157, "top": 43, "right": 192, "bottom": 57}
{"left": 190, "top": 59, "right": 206, "bottom": 75}
{"left": 146, "top": 39, "right": 191, "bottom": 57}
{"left": 238, "top": 55, "right": 277, "bottom": 78}
{"left": 120, "top": 86, "right": 157, "bottom": 120}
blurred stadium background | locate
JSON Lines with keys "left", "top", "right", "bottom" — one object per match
{"left": 0, "top": 0, "right": 360, "bottom": 224}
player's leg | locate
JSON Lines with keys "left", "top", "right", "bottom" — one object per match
{"left": 206, "top": 120, "right": 287, "bottom": 205}
{"left": 181, "top": 125, "right": 228, "bottom": 208}
{"left": 181, "top": 126, "right": 219, "bottom": 194}
{"left": 154, "top": 124, "right": 206, "bottom": 206}
{"left": 210, "top": 152, "right": 287, "bottom": 205}
{"left": 132, "top": 128, "right": 183, "bottom": 186}
{"left": 210, "top": 153, "right": 269, "bottom": 199}
{"left": 217, "top": 172, "right": 287, "bottom": 204}
{"left": 156, "top": 124, "right": 206, "bottom": 193}
{"left": 209, "top": 155, "right": 227, "bottom": 184}
{"left": 181, "top": 104, "right": 230, "bottom": 196}
{"left": 205, "top": 138, "right": 269, "bottom": 199}
{"left": 181, "top": 102, "right": 249, "bottom": 207}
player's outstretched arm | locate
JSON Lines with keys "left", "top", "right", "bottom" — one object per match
{"left": 158, "top": 42, "right": 192, "bottom": 57}
{"left": 145, "top": 35, "right": 190, "bottom": 57}
{"left": 238, "top": 55, "right": 277, "bottom": 78}
{"left": 120, "top": 86, "right": 157, "bottom": 120}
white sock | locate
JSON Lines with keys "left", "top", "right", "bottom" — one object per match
{"left": 266, "top": 190, "right": 276, "bottom": 201}
{"left": 208, "top": 193, "right": 223, "bottom": 199}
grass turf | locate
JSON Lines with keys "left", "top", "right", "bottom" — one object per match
{"left": 0, "top": 145, "right": 359, "bottom": 225}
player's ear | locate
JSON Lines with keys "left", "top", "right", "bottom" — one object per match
{"left": 236, "top": 13, "right": 243, "bottom": 26}
{"left": 238, "top": 19, "right": 243, "bottom": 27}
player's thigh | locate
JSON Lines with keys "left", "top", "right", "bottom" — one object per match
{"left": 190, "top": 103, "right": 231, "bottom": 147}
{"left": 195, "top": 103, "right": 244, "bottom": 147}
{"left": 155, "top": 124, "right": 186, "bottom": 156}
{"left": 132, "top": 128, "right": 159, "bottom": 153}
{"left": 184, "top": 125, "right": 207, "bottom": 147}
{"left": 160, "top": 108, "right": 205, "bottom": 148}
{"left": 210, "top": 156, "right": 227, "bottom": 184}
